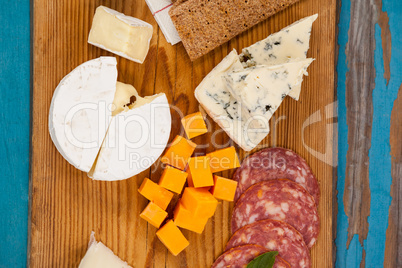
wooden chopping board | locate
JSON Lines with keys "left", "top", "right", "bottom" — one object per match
{"left": 30, "top": 0, "right": 336, "bottom": 267}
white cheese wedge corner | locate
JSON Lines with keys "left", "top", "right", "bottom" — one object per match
{"left": 49, "top": 57, "right": 172, "bottom": 180}
{"left": 224, "top": 58, "right": 314, "bottom": 124}
{"left": 49, "top": 57, "right": 117, "bottom": 173}
{"left": 88, "top": 6, "right": 153, "bottom": 64}
{"left": 240, "top": 14, "right": 318, "bottom": 100}
{"left": 89, "top": 83, "right": 171, "bottom": 181}
{"left": 194, "top": 50, "right": 270, "bottom": 152}
{"left": 79, "top": 232, "right": 132, "bottom": 268}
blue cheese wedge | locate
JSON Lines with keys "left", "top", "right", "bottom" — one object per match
{"left": 239, "top": 14, "right": 318, "bottom": 100}
{"left": 194, "top": 50, "right": 270, "bottom": 151}
{"left": 224, "top": 59, "right": 314, "bottom": 125}
{"left": 88, "top": 6, "right": 153, "bottom": 64}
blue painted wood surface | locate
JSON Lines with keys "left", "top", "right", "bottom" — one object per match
{"left": 0, "top": 0, "right": 30, "bottom": 267}
{"left": 336, "top": 0, "right": 402, "bottom": 267}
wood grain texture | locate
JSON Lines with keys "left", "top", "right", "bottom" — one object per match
{"left": 342, "top": 0, "right": 375, "bottom": 250}
{"left": 30, "top": 0, "right": 336, "bottom": 267}
{"left": 335, "top": 0, "right": 402, "bottom": 266}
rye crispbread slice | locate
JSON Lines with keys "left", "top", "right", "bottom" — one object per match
{"left": 169, "top": 0, "right": 300, "bottom": 61}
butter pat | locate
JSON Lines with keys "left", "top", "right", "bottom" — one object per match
{"left": 79, "top": 232, "right": 132, "bottom": 268}
{"left": 88, "top": 6, "right": 153, "bottom": 64}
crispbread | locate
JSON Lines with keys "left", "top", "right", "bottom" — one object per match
{"left": 169, "top": 0, "right": 300, "bottom": 61}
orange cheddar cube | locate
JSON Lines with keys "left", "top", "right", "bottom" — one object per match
{"left": 181, "top": 112, "right": 208, "bottom": 139}
{"left": 210, "top": 175, "right": 238, "bottom": 201}
{"left": 140, "top": 202, "right": 168, "bottom": 228}
{"left": 138, "top": 178, "right": 174, "bottom": 210}
{"left": 207, "top": 146, "right": 240, "bottom": 173}
{"left": 156, "top": 220, "right": 189, "bottom": 256}
{"left": 159, "top": 166, "right": 188, "bottom": 194}
{"left": 161, "top": 135, "right": 197, "bottom": 170}
{"left": 187, "top": 156, "right": 214, "bottom": 188}
{"left": 173, "top": 201, "right": 209, "bottom": 234}
{"left": 181, "top": 187, "right": 218, "bottom": 218}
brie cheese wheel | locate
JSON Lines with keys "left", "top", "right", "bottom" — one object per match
{"left": 240, "top": 14, "right": 318, "bottom": 100}
{"left": 49, "top": 58, "right": 172, "bottom": 180}
{"left": 88, "top": 6, "right": 153, "bottom": 64}
{"left": 225, "top": 58, "right": 314, "bottom": 123}
{"left": 79, "top": 232, "right": 132, "bottom": 268}
{"left": 194, "top": 50, "right": 269, "bottom": 151}
{"left": 49, "top": 57, "right": 117, "bottom": 172}
{"left": 89, "top": 84, "right": 171, "bottom": 181}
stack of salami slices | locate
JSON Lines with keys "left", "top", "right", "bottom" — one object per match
{"left": 212, "top": 147, "right": 320, "bottom": 268}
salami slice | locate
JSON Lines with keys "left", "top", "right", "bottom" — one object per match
{"left": 211, "top": 245, "right": 290, "bottom": 268}
{"left": 226, "top": 219, "right": 310, "bottom": 268}
{"left": 231, "top": 179, "right": 319, "bottom": 248}
{"left": 233, "top": 147, "right": 320, "bottom": 204}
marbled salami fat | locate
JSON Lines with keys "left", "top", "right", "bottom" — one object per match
{"left": 211, "top": 245, "right": 290, "bottom": 268}
{"left": 226, "top": 219, "right": 310, "bottom": 268}
{"left": 233, "top": 147, "right": 319, "bottom": 204}
{"left": 231, "top": 179, "right": 319, "bottom": 248}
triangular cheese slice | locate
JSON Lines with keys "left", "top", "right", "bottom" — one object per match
{"left": 240, "top": 14, "right": 318, "bottom": 100}
{"left": 89, "top": 83, "right": 171, "bottom": 181}
{"left": 194, "top": 50, "right": 270, "bottom": 151}
{"left": 225, "top": 59, "right": 314, "bottom": 124}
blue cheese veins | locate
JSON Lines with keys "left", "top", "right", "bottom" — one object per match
{"left": 195, "top": 50, "right": 270, "bottom": 151}
{"left": 224, "top": 59, "right": 314, "bottom": 124}
{"left": 239, "top": 14, "right": 318, "bottom": 100}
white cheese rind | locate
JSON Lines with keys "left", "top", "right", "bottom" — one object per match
{"left": 194, "top": 50, "right": 270, "bottom": 151}
{"left": 49, "top": 57, "right": 117, "bottom": 173}
{"left": 89, "top": 94, "right": 171, "bottom": 181}
{"left": 88, "top": 6, "right": 153, "bottom": 64}
{"left": 240, "top": 14, "right": 318, "bottom": 100}
{"left": 225, "top": 59, "right": 314, "bottom": 124}
{"left": 79, "top": 232, "right": 132, "bottom": 268}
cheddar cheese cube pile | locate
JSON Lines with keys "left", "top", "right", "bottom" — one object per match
{"left": 138, "top": 111, "right": 240, "bottom": 256}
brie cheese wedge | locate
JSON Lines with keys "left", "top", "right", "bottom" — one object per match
{"left": 89, "top": 84, "right": 171, "bottom": 181}
{"left": 240, "top": 14, "right": 318, "bottom": 100}
{"left": 49, "top": 57, "right": 117, "bottom": 173}
{"left": 49, "top": 57, "right": 172, "bottom": 180}
{"left": 88, "top": 6, "right": 153, "bottom": 64}
{"left": 79, "top": 232, "right": 132, "bottom": 268}
{"left": 194, "top": 50, "right": 270, "bottom": 151}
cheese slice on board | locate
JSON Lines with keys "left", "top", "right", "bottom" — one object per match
{"left": 89, "top": 83, "right": 171, "bottom": 181}
{"left": 79, "top": 232, "right": 132, "bottom": 268}
{"left": 225, "top": 58, "right": 314, "bottom": 124}
{"left": 194, "top": 50, "right": 270, "bottom": 151}
{"left": 88, "top": 6, "right": 153, "bottom": 64}
{"left": 239, "top": 14, "right": 318, "bottom": 100}
{"left": 49, "top": 57, "right": 117, "bottom": 173}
